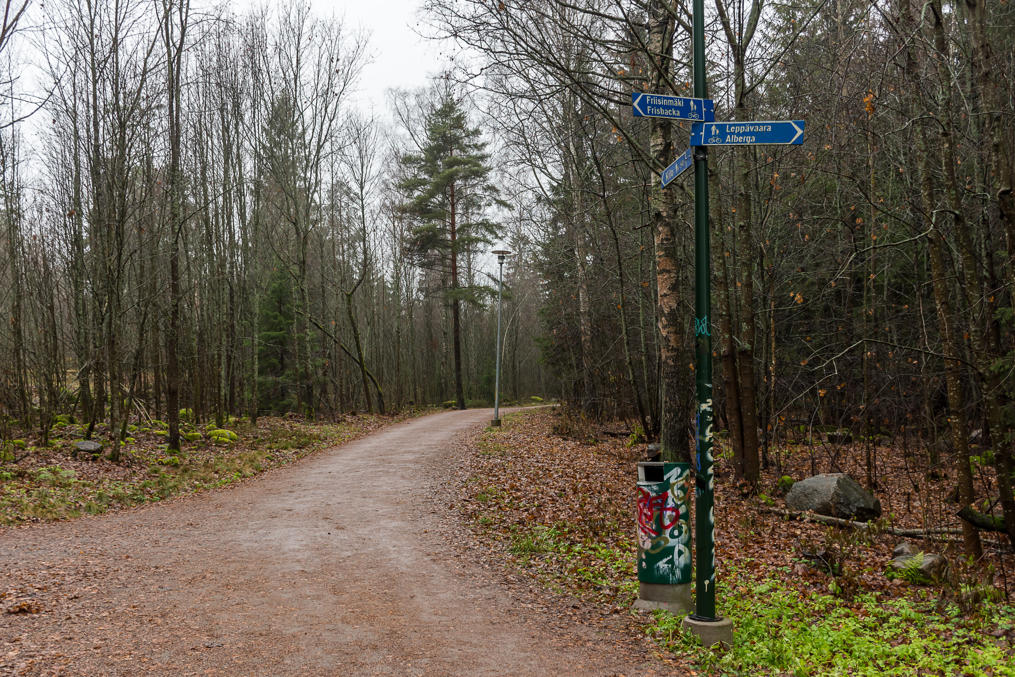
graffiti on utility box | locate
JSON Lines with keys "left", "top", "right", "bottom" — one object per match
{"left": 636, "top": 462, "right": 692, "bottom": 585}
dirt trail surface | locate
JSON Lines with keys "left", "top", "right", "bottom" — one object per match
{"left": 2, "top": 409, "right": 668, "bottom": 676}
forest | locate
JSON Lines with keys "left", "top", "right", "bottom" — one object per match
{"left": 1, "top": 0, "right": 1014, "bottom": 561}
{"left": 0, "top": 0, "right": 549, "bottom": 459}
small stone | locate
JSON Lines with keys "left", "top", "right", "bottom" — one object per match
{"left": 887, "top": 548, "right": 948, "bottom": 585}
{"left": 893, "top": 541, "right": 920, "bottom": 558}
{"left": 74, "top": 440, "right": 102, "bottom": 457}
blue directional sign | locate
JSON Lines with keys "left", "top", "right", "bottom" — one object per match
{"left": 631, "top": 92, "right": 715, "bottom": 122}
{"left": 661, "top": 149, "right": 693, "bottom": 188}
{"left": 690, "top": 120, "right": 805, "bottom": 146}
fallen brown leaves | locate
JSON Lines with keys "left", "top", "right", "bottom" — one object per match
{"left": 441, "top": 408, "right": 695, "bottom": 671}
{"left": 448, "top": 407, "right": 1014, "bottom": 667}
{"left": 4, "top": 599, "right": 43, "bottom": 615}
{"left": 459, "top": 410, "right": 639, "bottom": 597}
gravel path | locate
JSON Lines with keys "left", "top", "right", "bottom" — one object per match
{"left": 1, "top": 409, "right": 666, "bottom": 676}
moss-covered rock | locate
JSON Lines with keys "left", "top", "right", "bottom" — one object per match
{"left": 207, "top": 429, "right": 239, "bottom": 442}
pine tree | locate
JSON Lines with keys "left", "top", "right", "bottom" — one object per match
{"left": 397, "top": 91, "right": 502, "bottom": 410}
{"left": 257, "top": 268, "right": 296, "bottom": 413}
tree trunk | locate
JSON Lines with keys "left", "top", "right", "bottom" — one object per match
{"left": 901, "top": 0, "right": 982, "bottom": 558}
{"left": 646, "top": 0, "right": 684, "bottom": 460}
{"left": 715, "top": 0, "right": 764, "bottom": 487}
{"left": 449, "top": 174, "right": 466, "bottom": 410}
{"left": 717, "top": 232, "right": 745, "bottom": 477}
{"left": 163, "top": 0, "right": 188, "bottom": 453}
{"left": 926, "top": 0, "right": 1015, "bottom": 547}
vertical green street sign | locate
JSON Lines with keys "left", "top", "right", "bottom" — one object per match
{"left": 641, "top": 0, "right": 801, "bottom": 637}
{"left": 633, "top": 0, "right": 718, "bottom": 625}
{"left": 691, "top": 0, "right": 718, "bottom": 623}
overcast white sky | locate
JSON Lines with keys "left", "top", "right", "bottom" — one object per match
{"left": 14, "top": 0, "right": 444, "bottom": 126}
{"left": 287, "top": 0, "right": 447, "bottom": 117}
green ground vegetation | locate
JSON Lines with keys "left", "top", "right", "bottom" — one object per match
{"left": 649, "top": 564, "right": 1015, "bottom": 676}
{"left": 462, "top": 410, "right": 1015, "bottom": 677}
{"left": 0, "top": 412, "right": 412, "bottom": 525}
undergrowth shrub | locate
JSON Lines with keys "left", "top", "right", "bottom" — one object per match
{"left": 648, "top": 565, "right": 1015, "bottom": 676}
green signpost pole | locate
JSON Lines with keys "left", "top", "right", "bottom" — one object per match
{"left": 681, "top": 0, "right": 732, "bottom": 645}
{"left": 638, "top": 0, "right": 799, "bottom": 644}
{"left": 630, "top": 0, "right": 763, "bottom": 642}
{"left": 691, "top": 0, "right": 717, "bottom": 624}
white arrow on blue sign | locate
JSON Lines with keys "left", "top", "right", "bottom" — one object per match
{"left": 631, "top": 92, "right": 715, "bottom": 122}
{"left": 690, "top": 120, "right": 805, "bottom": 146}
{"left": 661, "top": 149, "right": 693, "bottom": 188}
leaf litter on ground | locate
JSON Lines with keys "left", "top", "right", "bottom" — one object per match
{"left": 448, "top": 407, "right": 1015, "bottom": 676}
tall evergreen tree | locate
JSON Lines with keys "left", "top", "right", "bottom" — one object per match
{"left": 397, "top": 90, "right": 502, "bottom": 410}
{"left": 257, "top": 267, "right": 296, "bottom": 413}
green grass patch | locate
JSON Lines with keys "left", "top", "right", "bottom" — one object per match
{"left": 501, "top": 520, "right": 637, "bottom": 600}
{"left": 477, "top": 438, "right": 507, "bottom": 456}
{"left": 648, "top": 565, "right": 1015, "bottom": 676}
{"left": 509, "top": 524, "right": 562, "bottom": 556}
{"left": 0, "top": 414, "right": 401, "bottom": 525}
{"left": 474, "top": 485, "right": 501, "bottom": 503}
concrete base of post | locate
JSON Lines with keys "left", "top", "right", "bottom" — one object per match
{"left": 633, "top": 582, "right": 692, "bottom": 614}
{"left": 490, "top": 418, "right": 502, "bottom": 427}
{"left": 682, "top": 615, "right": 733, "bottom": 647}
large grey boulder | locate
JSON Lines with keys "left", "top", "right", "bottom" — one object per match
{"left": 784, "top": 473, "right": 882, "bottom": 522}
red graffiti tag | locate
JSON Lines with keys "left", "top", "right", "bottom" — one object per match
{"left": 637, "top": 487, "right": 679, "bottom": 537}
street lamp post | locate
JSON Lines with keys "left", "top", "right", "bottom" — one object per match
{"left": 491, "top": 248, "right": 511, "bottom": 426}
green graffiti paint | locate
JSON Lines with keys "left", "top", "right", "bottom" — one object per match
{"left": 636, "top": 462, "right": 692, "bottom": 585}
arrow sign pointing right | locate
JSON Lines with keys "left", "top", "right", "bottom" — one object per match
{"left": 690, "top": 120, "right": 805, "bottom": 146}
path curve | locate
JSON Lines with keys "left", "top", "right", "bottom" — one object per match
{"left": 1, "top": 409, "right": 660, "bottom": 676}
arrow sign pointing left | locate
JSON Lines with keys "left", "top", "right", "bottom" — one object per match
{"left": 690, "top": 120, "right": 805, "bottom": 146}
{"left": 632, "top": 92, "right": 715, "bottom": 121}
{"left": 661, "top": 149, "right": 694, "bottom": 188}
